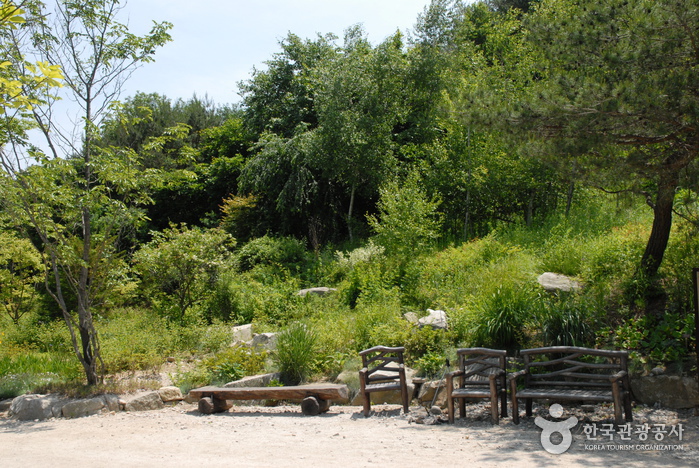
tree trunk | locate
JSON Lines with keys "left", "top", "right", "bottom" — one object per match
{"left": 639, "top": 171, "right": 678, "bottom": 281}
{"left": 347, "top": 184, "right": 356, "bottom": 241}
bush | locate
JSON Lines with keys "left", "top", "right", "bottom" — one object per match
{"left": 133, "top": 224, "right": 235, "bottom": 322}
{"left": 235, "top": 235, "right": 309, "bottom": 273}
{"left": 274, "top": 322, "right": 318, "bottom": 385}
{"left": 539, "top": 295, "right": 596, "bottom": 347}
{"left": 470, "top": 284, "right": 540, "bottom": 353}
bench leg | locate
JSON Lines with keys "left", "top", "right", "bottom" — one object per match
{"left": 362, "top": 392, "right": 371, "bottom": 417}
{"left": 198, "top": 396, "right": 232, "bottom": 414}
{"left": 525, "top": 399, "right": 533, "bottom": 417}
{"left": 301, "top": 396, "right": 330, "bottom": 416}
{"left": 510, "top": 379, "right": 520, "bottom": 425}
{"left": 447, "top": 395, "right": 455, "bottom": 424}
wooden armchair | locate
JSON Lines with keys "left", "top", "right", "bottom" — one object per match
{"left": 358, "top": 345, "right": 410, "bottom": 417}
{"left": 446, "top": 348, "right": 507, "bottom": 424}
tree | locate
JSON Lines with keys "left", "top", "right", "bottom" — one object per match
{"left": 132, "top": 224, "right": 234, "bottom": 322}
{"left": 239, "top": 32, "right": 339, "bottom": 139}
{"left": 367, "top": 171, "right": 443, "bottom": 259}
{"left": 455, "top": 0, "right": 699, "bottom": 309}
{"left": 521, "top": 0, "right": 699, "bottom": 292}
{"left": 314, "top": 27, "right": 410, "bottom": 240}
{"left": 0, "top": 230, "right": 43, "bottom": 325}
{"left": 0, "top": 0, "right": 171, "bottom": 384}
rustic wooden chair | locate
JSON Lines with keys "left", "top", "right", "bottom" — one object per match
{"left": 358, "top": 345, "right": 410, "bottom": 417}
{"left": 446, "top": 348, "right": 508, "bottom": 424}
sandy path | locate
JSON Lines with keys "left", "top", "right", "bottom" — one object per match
{"left": 1, "top": 403, "right": 696, "bottom": 468}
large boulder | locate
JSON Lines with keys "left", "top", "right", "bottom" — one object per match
{"left": 631, "top": 375, "right": 699, "bottom": 409}
{"left": 62, "top": 397, "right": 106, "bottom": 419}
{"left": 296, "top": 287, "right": 337, "bottom": 297}
{"left": 9, "top": 394, "right": 68, "bottom": 421}
{"left": 418, "top": 309, "right": 448, "bottom": 330}
{"left": 123, "top": 391, "right": 164, "bottom": 412}
{"left": 537, "top": 272, "right": 582, "bottom": 293}
{"left": 232, "top": 324, "right": 254, "bottom": 343}
{"left": 158, "top": 386, "right": 184, "bottom": 403}
{"left": 416, "top": 379, "right": 449, "bottom": 408}
{"left": 250, "top": 332, "right": 277, "bottom": 350}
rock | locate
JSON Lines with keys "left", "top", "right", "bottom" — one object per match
{"left": 102, "top": 394, "right": 121, "bottom": 412}
{"left": 429, "top": 405, "right": 443, "bottom": 415}
{"left": 403, "top": 312, "right": 419, "bottom": 325}
{"left": 650, "top": 366, "right": 666, "bottom": 376}
{"left": 224, "top": 372, "right": 282, "bottom": 388}
{"left": 418, "top": 309, "right": 448, "bottom": 330}
{"left": 166, "top": 356, "right": 176, "bottom": 363}
{"left": 158, "top": 386, "right": 184, "bottom": 402}
{"left": 0, "top": 399, "right": 13, "bottom": 412}
{"left": 123, "top": 391, "right": 164, "bottom": 412}
{"left": 417, "top": 379, "right": 449, "bottom": 408}
{"left": 296, "top": 287, "right": 337, "bottom": 297}
{"left": 631, "top": 375, "right": 699, "bottom": 409}
{"left": 62, "top": 397, "right": 105, "bottom": 419}
{"left": 250, "top": 332, "right": 277, "bottom": 350}
{"left": 232, "top": 324, "right": 254, "bottom": 343}
{"left": 9, "top": 394, "right": 68, "bottom": 421}
{"left": 537, "top": 272, "right": 582, "bottom": 293}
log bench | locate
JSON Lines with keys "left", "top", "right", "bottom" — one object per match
{"left": 509, "top": 346, "right": 633, "bottom": 425}
{"left": 189, "top": 384, "right": 349, "bottom": 416}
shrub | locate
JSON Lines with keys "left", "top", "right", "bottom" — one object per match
{"left": 235, "top": 235, "right": 309, "bottom": 273}
{"left": 133, "top": 224, "right": 235, "bottom": 322}
{"left": 470, "top": 284, "right": 540, "bottom": 353}
{"left": 607, "top": 312, "right": 694, "bottom": 367}
{"left": 367, "top": 171, "right": 442, "bottom": 260}
{"left": 274, "top": 322, "right": 318, "bottom": 385}
{"left": 539, "top": 295, "right": 596, "bottom": 347}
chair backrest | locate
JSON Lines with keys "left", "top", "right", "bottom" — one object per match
{"left": 359, "top": 346, "right": 406, "bottom": 384}
{"left": 521, "top": 346, "right": 628, "bottom": 389}
{"left": 456, "top": 347, "right": 507, "bottom": 386}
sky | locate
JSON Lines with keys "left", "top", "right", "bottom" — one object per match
{"left": 119, "top": 0, "right": 434, "bottom": 106}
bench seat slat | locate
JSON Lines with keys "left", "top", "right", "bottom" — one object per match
{"left": 516, "top": 387, "right": 613, "bottom": 402}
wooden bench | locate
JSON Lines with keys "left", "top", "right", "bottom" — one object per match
{"left": 189, "top": 384, "right": 349, "bottom": 416}
{"left": 509, "top": 346, "right": 633, "bottom": 425}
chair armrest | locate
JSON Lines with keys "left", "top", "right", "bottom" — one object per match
{"left": 609, "top": 370, "right": 628, "bottom": 383}
{"left": 488, "top": 368, "right": 506, "bottom": 381}
{"left": 446, "top": 369, "right": 464, "bottom": 379}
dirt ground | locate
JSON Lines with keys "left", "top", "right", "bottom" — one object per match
{"left": 1, "top": 400, "right": 697, "bottom": 468}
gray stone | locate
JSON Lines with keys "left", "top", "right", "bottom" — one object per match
{"left": 224, "top": 372, "right": 282, "bottom": 388}
{"left": 9, "top": 394, "right": 68, "bottom": 421}
{"left": 123, "top": 391, "right": 164, "bottom": 412}
{"left": 537, "top": 272, "right": 582, "bottom": 293}
{"left": 418, "top": 309, "right": 448, "bottom": 330}
{"left": 250, "top": 332, "right": 277, "bottom": 350}
{"left": 158, "top": 386, "right": 184, "bottom": 402}
{"left": 102, "top": 394, "right": 121, "bottom": 412}
{"left": 232, "top": 324, "right": 253, "bottom": 343}
{"left": 417, "top": 379, "right": 449, "bottom": 408}
{"left": 631, "top": 375, "right": 699, "bottom": 409}
{"left": 296, "top": 287, "right": 337, "bottom": 297}
{"left": 403, "top": 312, "right": 419, "bottom": 325}
{"left": 0, "top": 399, "right": 13, "bottom": 412}
{"left": 62, "top": 397, "right": 105, "bottom": 419}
